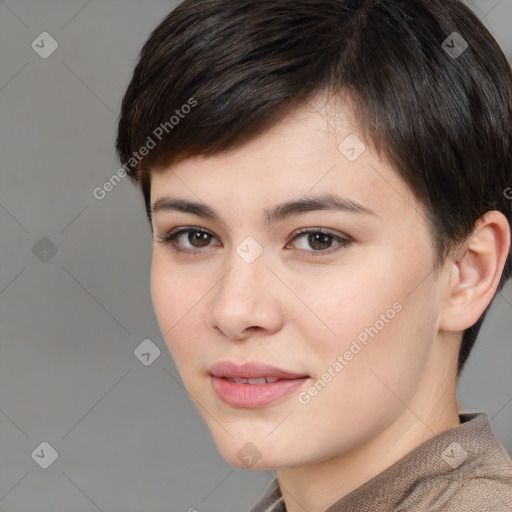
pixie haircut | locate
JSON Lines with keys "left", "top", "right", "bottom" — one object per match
{"left": 116, "top": 0, "right": 512, "bottom": 374}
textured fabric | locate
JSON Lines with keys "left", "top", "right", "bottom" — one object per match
{"left": 249, "top": 413, "right": 512, "bottom": 511}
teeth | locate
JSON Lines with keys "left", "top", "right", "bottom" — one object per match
{"left": 225, "top": 377, "right": 280, "bottom": 384}
{"left": 248, "top": 377, "right": 267, "bottom": 384}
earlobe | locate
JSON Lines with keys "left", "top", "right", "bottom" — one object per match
{"left": 439, "top": 211, "right": 511, "bottom": 333}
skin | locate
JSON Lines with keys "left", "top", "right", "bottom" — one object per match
{"left": 149, "top": 94, "right": 511, "bottom": 512}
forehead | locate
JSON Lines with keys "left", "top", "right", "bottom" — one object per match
{"left": 149, "top": 95, "right": 420, "bottom": 224}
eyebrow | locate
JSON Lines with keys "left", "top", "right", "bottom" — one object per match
{"left": 151, "top": 193, "right": 377, "bottom": 225}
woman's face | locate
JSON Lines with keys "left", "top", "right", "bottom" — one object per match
{"left": 149, "top": 96, "right": 453, "bottom": 470}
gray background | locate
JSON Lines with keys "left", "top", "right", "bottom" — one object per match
{"left": 0, "top": 1, "right": 511, "bottom": 511}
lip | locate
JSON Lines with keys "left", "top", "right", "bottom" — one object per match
{"left": 209, "top": 361, "right": 308, "bottom": 380}
{"left": 209, "top": 361, "right": 310, "bottom": 408}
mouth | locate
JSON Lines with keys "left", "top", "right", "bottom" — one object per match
{"left": 209, "top": 361, "right": 309, "bottom": 380}
{"left": 224, "top": 376, "right": 281, "bottom": 384}
{"left": 209, "top": 361, "right": 310, "bottom": 408}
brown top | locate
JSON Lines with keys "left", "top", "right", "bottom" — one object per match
{"left": 249, "top": 413, "right": 512, "bottom": 511}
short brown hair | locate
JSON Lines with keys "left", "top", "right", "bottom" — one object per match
{"left": 116, "top": 0, "right": 512, "bottom": 374}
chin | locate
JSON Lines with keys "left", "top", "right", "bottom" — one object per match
{"left": 213, "top": 435, "right": 304, "bottom": 471}
{"left": 222, "top": 449, "right": 288, "bottom": 471}
{"left": 207, "top": 433, "right": 276, "bottom": 469}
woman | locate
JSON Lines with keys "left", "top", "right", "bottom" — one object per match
{"left": 116, "top": 0, "right": 512, "bottom": 509}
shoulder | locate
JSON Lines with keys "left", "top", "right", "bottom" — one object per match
{"left": 404, "top": 472, "right": 512, "bottom": 512}
{"left": 398, "top": 415, "right": 512, "bottom": 512}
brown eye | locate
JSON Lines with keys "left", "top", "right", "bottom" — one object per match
{"left": 306, "top": 232, "right": 334, "bottom": 251}
{"left": 157, "top": 226, "right": 352, "bottom": 258}
{"left": 186, "top": 231, "right": 211, "bottom": 248}
{"left": 289, "top": 228, "right": 352, "bottom": 258}
{"left": 156, "top": 227, "right": 220, "bottom": 255}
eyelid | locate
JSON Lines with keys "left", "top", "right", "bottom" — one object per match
{"left": 290, "top": 226, "right": 348, "bottom": 240}
{"left": 156, "top": 226, "right": 220, "bottom": 248}
{"left": 156, "top": 225, "right": 352, "bottom": 257}
{"left": 287, "top": 227, "right": 352, "bottom": 257}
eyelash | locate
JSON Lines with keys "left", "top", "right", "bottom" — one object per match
{"left": 156, "top": 226, "right": 352, "bottom": 259}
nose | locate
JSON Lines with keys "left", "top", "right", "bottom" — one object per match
{"left": 207, "top": 247, "right": 284, "bottom": 341}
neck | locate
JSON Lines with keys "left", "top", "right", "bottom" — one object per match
{"left": 276, "top": 351, "right": 460, "bottom": 512}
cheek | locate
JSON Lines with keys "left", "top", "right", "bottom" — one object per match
{"left": 150, "top": 256, "right": 207, "bottom": 361}
{"left": 150, "top": 258, "right": 176, "bottom": 331}
{"left": 301, "top": 267, "right": 399, "bottom": 352}
{"left": 304, "top": 253, "right": 438, "bottom": 385}
{"left": 151, "top": 252, "right": 204, "bottom": 324}
{"left": 314, "top": 282, "right": 438, "bottom": 413}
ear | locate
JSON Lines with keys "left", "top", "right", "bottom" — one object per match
{"left": 439, "top": 211, "right": 511, "bottom": 333}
